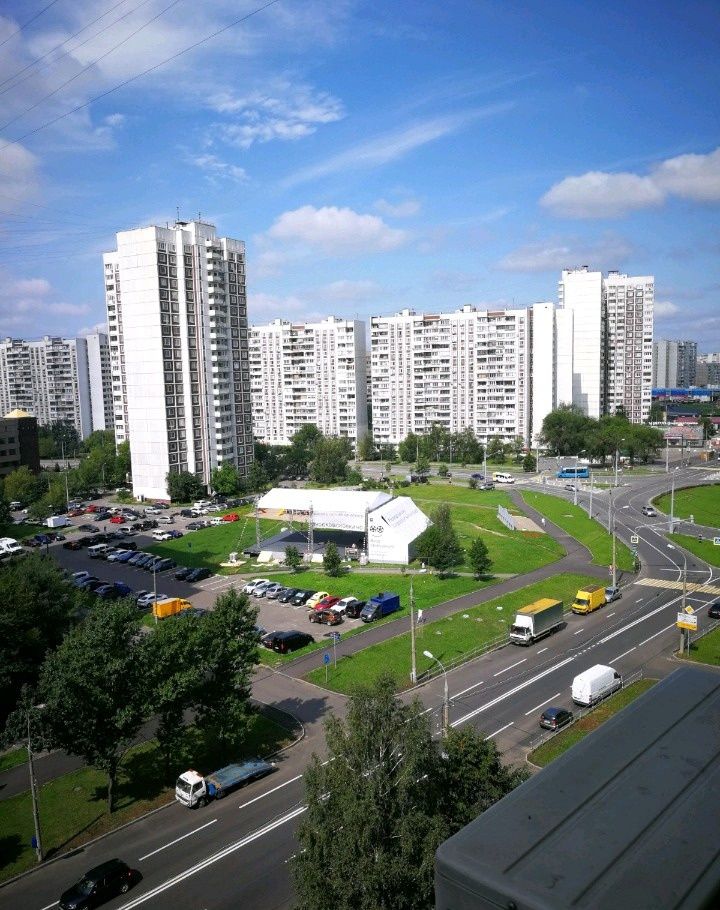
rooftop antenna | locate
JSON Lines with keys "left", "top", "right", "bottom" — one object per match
{"left": 176, "top": 205, "right": 180, "bottom": 222}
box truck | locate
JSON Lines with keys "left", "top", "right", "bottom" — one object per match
{"left": 571, "top": 664, "right": 622, "bottom": 707}
{"left": 509, "top": 598, "right": 564, "bottom": 645}
{"left": 153, "top": 597, "right": 192, "bottom": 620}
{"left": 176, "top": 758, "right": 276, "bottom": 808}
{"left": 360, "top": 592, "right": 401, "bottom": 623}
{"left": 572, "top": 585, "right": 607, "bottom": 615}
{"left": 46, "top": 515, "right": 70, "bottom": 528}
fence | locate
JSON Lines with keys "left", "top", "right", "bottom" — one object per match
{"left": 414, "top": 631, "right": 510, "bottom": 687}
{"left": 497, "top": 505, "right": 516, "bottom": 531}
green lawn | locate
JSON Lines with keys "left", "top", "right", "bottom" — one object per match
{"left": 678, "top": 625, "right": 720, "bottom": 666}
{"left": 654, "top": 484, "right": 720, "bottom": 528}
{"left": 521, "top": 491, "right": 634, "bottom": 571}
{"left": 407, "top": 485, "right": 566, "bottom": 574}
{"left": 668, "top": 533, "right": 720, "bottom": 567}
{"left": 527, "top": 679, "right": 656, "bottom": 767}
{"left": 257, "top": 569, "right": 491, "bottom": 666}
{"left": 305, "top": 572, "right": 599, "bottom": 694}
{"left": 0, "top": 520, "right": 47, "bottom": 540}
{"left": 0, "top": 712, "right": 293, "bottom": 883}
{"left": 0, "top": 747, "right": 26, "bottom": 774}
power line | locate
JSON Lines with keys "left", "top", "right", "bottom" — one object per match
{"left": 0, "top": 0, "right": 63, "bottom": 51}
{"left": 0, "top": 0, "right": 184, "bottom": 133}
{"left": 0, "top": 0, "right": 143, "bottom": 96}
{"left": 0, "top": 0, "right": 282, "bottom": 152}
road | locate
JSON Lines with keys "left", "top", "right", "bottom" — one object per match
{"left": 3, "top": 464, "right": 719, "bottom": 910}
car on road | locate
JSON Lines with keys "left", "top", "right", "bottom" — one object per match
{"left": 222, "top": 512, "right": 240, "bottom": 522}
{"left": 243, "top": 578, "right": 270, "bottom": 595}
{"left": 605, "top": 586, "right": 622, "bottom": 603}
{"left": 278, "top": 587, "right": 300, "bottom": 603}
{"left": 470, "top": 472, "right": 485, "bottom": 480}
{"left": 308, "top": 608, "right": 343, "bottom": 626}
{"left": 641, "top": 506, "right": 657, "bottom": 517}
{"left": 708, "top": 600, "right": 720, "bottom": 619}
{"left": 291, "top": 589, "right": 315, "bottom": 607}
{"left": 307, "top": 590, "right": 331, "bottom": 609}
{"left": 186, "top": 567, "right": 211, "bottom": 582}
{"left": 136, "top": 591, "right": 167, "bottom": 609}
{"left": 539, "top": 707, "right": 574, "bottom": 731}
{"left": 58, "top": 858, "right": 140, "bottom": 910}
{"left": 564, "top": 483, "right": 577, "bottom": 492}
{"left": 262, "top": 629, "right": 314, "bottom": 653}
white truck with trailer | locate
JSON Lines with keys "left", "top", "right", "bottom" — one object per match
{"left": 176, "top": 757, "right": 276, "bottom": 808}
{"left": 509, "top": 598, "right": 564, "bottom": 645}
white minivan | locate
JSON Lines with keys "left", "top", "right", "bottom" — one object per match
{"left": 87, "top": 543, "right": 110, "bottom": 559}
{"left": 492, "top": 472, "right": 515, "bottom": 484}
{"left": 571, "top": 664, "right": 622, "bottom": 707}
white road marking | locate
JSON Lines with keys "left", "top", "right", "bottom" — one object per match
{"left": 452, "top": 656, "right": 575, "bottom": 728}
{"left": 38, "top": 903, "right": 58, "bottom": 910}
{"left": 485, "top": 721, "right": 514, "bottom": 740}
{"left": 597, "top": 599, "right": 676, "bottom": 646}
{"left": 236, "top": 773, "right": 303, "bottom": 810}
{"left": 138, "top": 819, "right": 217, "bottom": 861}
{"left": 493, "top": 658, "right": 527, "bottom": 677}
{"left": 525, "top": 692, "right": 562, "bottom": 716}
{"left": 537, "top": 647, "right": 548, "bottom": 654}
{"left": 606, "top": 612, "right": 616, "bottom": 618}
{"left": 453, "top": 679, "right": 485, "bottom": 698}
{"left": 573, "top": 628, "right": 584, "bottom": 635}
{"left": 609, "top": 646, "right": 636, "bottom": 664}
{"left": 638, "top": 622, "right": 684, "bottom": 647}
{"left": 118, "top": 805, "right": 307, "bottom": 909}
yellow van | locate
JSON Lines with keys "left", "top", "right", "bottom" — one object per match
{"left": 572, "top": 585, "right": 606, "bottom": 615}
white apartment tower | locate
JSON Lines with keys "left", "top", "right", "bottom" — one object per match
{"left": 249, "top": 317, "right": 367, "bottom": 446}
{"left": 371, "top": 306, "right": 530, "bottom": 446}
{"left": 0, "top": 335, "right": 107, "bottom": 438}
{"left": 558, "top": 267, "right": 604, "bottom": 418}
{"left": 84, "top": 332, "right": 114, "bottom": 432}
{"left": 104, "top": 220, "right": 253, "bottom": 500}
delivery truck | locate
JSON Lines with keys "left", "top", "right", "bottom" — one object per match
{"left": 571, "top": 664, "right": 622, "bottom": 706}
{"left": 46, "top": 515, "right": 70, "bottom": 528}
{"left": 176, "top": 758, "right": 276, "bottom": 808}
{"left": 360, "top": 591, "right": 401, "bottom": 623}
{"left": 572, "top": 585, "right": 606, "bottom": 615}
{"left": 509, "top": 598, "right": 564, "bottom": 645}
{"left": 153, "top": 597, "right": 192, "bottom": 620}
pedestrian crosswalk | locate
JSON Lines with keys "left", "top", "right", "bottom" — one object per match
{"left": 637, "top": 577, "right": 720, "bottom": 596}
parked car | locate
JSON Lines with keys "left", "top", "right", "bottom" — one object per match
{"left": 106, "top": 548, "right": 130, "bottom": 562}
{"left": 243, "top": 578, "right": 270, "bottom": 595}
{"left": 605, "top": 586, "right": 622, "bottom": 603}
{"left": 143, "top": 556, "right": 164, "bottom": 572}
{"left": 144, "top": 507, "right": 162, "bottom": 515}
{"left": 253, "top": 580, "right": 276, "bottom": 597}
{"left": 179, "top": 509, "right": 194, "bottom": 518}
{"left": 109, "top": 515, "right": 126, "bottom": 524}
{"left": 118, "top": 527, "right": 136, "bottom": 537}
{"left": 94, "top": 584, "right": 120, "bottom": 600}
{"left": 291, "top": 589, "right": 314, "bottom": 606}
{"left": 167, "top": 529, "right": 183, "bottom": 539}
{"left": 314, "top": 595, "right": 340, "bottom": 612}
{"left": 641, "top": 506, "right": 657, "bottom": 517}
{"left": 307, "top": 591, "right": 331, "bottom": 609}
{"left": 156, "top": 515, "right": 175, "bottom": 525}
{"left": 78, "top": 524, "right": 96, "bottom": 532}
{"left": 71, "top": 570, "right": 92, "bottom": 584}
{"left": 264, "top": 583, "right": 286, "bottom": 600}
{"left": 278, "top": 587, "right": 300, "bottom": 604}
{"left": 152, "top": 531, "right": 173, "bottom": 541}
{"left": 539, "top": 707, "right": 574, "bottom": 731}
{"left": 336, "top": 596, "right": 361, "bottom": 615}
{"left": 84, "top": 505, "right": 99, "bottom": 513}
{"left": 208, "top": 517, "right": 224, "bottom": 526}
{"left": 80, "top": 579, "right": 107, "bottom": 593}
{"left": 344, "top": 599, "right": 367, "bottom": 619}
{"left": 136, "top": 591, "right": 167, "bottom": 609}
{"left": 186, "top": 567, "right": 211, "bottom": 582}
{"left": 478, "top": 482, "right": 495, "bottom": 491}
{"left": 175, "top": 566, "right": 193, "bottom": 581}
{"left": 126, "top": 552, "right": 147, "bottom": 565}
{"left": 708, "top": 600, "right": 720, "bottom": 619}
{"left": 308, "top": 608, "right": 343, "bottom": 626}
{"left": 113, "top": 581, "right": 133, "bottom": 597}
{"left": 68, "top": 508, "right": 85, "bottom": 517}
{"left": 222, "top": 512, "right": 240, "bottom": 522}
{"left": 63, "top": 539, "right": 83, "bottom": 551}
{"left": 115, "top": 550, "right": 137, "bottom": 563}
{"left": 262, "top": 630, "right": 314, "bottom": 653}
{"left": 186, "top": 521, "right": 207, "bottom": 530}
{"left": 58, "top": 858, "right": 140, "bottom": 910}
{"left": 132, "top": 553, "right": 154, "bottom": 567}
{"left": 153, "top": 558, "right": 177, "bottom": 572}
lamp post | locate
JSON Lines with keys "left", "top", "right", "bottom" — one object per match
{"left": 668, "top": 543, "right": 688, "bottom": 654}
{"left": 27, "top": 704, "right": 45, "bottom": 863}
{"left": 669, "top": 469, "right": 677, "bottom": 533}
{"left": 423, "top": 650, "right": 449, "bottom": 736}
{"left": 589, "top": 470, "right": 594, "bottom": 518}
{"left": 152, "top": 561, "right": 158, "bottom": 626}
{"left": 613, "top": 439, "right": 625, "bottom": 488}
{"left": 409, "top": 580, "right": 417, "bottom": 685}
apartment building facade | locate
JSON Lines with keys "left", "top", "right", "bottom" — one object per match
{"left": 370, "top": 306, "right": 530, "bottom": 446}
{"left": 249, "top": 317, "right": 367, "bottom": 446}
{"left": 104, "top": 220, "right": 253, "bottom": 500}
{"left": 653, "top": 339, "right": 698, "bottom": 388}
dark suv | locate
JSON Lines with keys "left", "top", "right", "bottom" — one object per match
{"left": 539, "top": 707, "right": 574, "bottom": 731}
{"left": 263, "top": 630, "right": 314, "bottom": 654}
{"left": 291, "top": 589, "right": 314, "bottom": 606}
{"left": 59, "top": 858, "right": 139, "bottom": 909}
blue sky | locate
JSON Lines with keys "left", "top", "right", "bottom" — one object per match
{"left": 0, "top": 0, "right": 718, "bottom": 348}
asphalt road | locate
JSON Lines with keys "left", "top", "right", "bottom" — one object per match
{"left": 3, "top": 464, "right": 719, "bottom": 910}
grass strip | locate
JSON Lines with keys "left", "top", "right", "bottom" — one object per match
{"left": 304, "top": 572, "right": 599, "bottom": 694}
{"left": 521, "top": 490, "right": 634, "bottom": 571}
{"left": 676, "top": 624, "right": 720, "bottom": 667}
{"left": 528, "top": 679, "right": 656, "bottom": 767}
{"left": 668, "top": 533, "right": 720, "bottom": 568}
{"left": 0, "top": 748, "right": 27, "bottom": 774}
{"left": 653, "top": 484, "right": 720, "bottom": 528}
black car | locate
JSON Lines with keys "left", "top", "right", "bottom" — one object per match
{"left": 59, "top": 858, "right": 139, "bottom": 909}
{"left": 186, "top": 567, "right": 211, "bottom": 582}
{"left": 63, "top": 539, "right": 83, "bottom": 551}
{"left": 78, "top": 524, "right": 96, "bottom": 532}
{"left": 175, "top": 566, "right": 193, "bottom": 580}
{"left": 94, "top": 512, "right": 112, "bottom": 522}
{"left": 344, "top": 599, "right": 367, "bottom": 619}
{"left": 539, "top": 707, "right": 574, "bottom": 731}
{"left": 708, "top": 600, "right": 720, "bottom": 619}
{"left": 186, "top": 520, "right": 207, "bottom": 530}
{"left": 153, "top": 558, "right": 177, "bottom": 572}
{"left": 179, "top": 509, "right": 194, "bottom": 517}
{"left": 262, "top": 630, "right": 314, "bottom": 654}
{"left": 278, "top": 587, "right": 300, "bottom": 604}
{"left": 291, "top": 589, "right": 314, "bottom": 606}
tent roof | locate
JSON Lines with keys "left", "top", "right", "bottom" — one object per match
{"left": 256, "top": 487, "right": 392, "bottom": 516}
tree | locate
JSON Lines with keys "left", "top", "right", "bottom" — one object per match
{"left": 81, "top": 430, "right": 115, "bottom": 453}
{"left": 0, "top": 553, "right": 80, "bottom": 728}
{"left": 285, "top": 545, "right": 303, "bottom": 572}
{"left": 415, "top": 454, "right": 431, "bottom": 475}
{"left": 378, "top": 443, "right": 398, "bottom": 464}
{"left": 398, "top": 432, "right": 420, "bottom": 464}
{"left": 541, "top": 404, "right": 593, "bottom": 456}
{"left": 522, "top": 452, "right": 537, "bottom": 472}
{"left": 511, "top": 435, "right": 525, "bottom": 463}
{"left": 195, "top": 589, "right": 258, "bottom": 748}
{"left": 28, "top": 482, "right": 67, "bottom": 521}
{"left": 211, "top": 461, "right": 242, "bottom": 496}
{"left": 113, "top": 440, "right": 132, "bottom": 487}
{"left": 356, "top": 431, "right": 376, "bottom": 462}
{"left": 4, "top": 465, "right": 44, "bottom": 506}
{"left": 247, "top": 459, "right": 270, "bottom": 492}
{"left": 437, "top": 463, "right": 449, "bottom": 477}
{"left": 292, "top": 674, "right": 526, "bottom": 910}
{"left": 287, "top": 424, "right": 324, "bottom": 477}
{"left": 468, "top": 477, "right": 478, "bottom": 490}
{"left": 166, "top": 470, "right": 204, "bottom": 503}
{"left": 0, "top": 496, "right": 10, "bottom": 526}
{"left": 468, "top": 537, "right": 492, "bottom": 579}
{"left": 323, "top": 541, "right": 343, "bottom": 577}
{"left": 39, "top": 600, "right": 146, "bottom": 812}
{"left": 486, "top": 435, "right": 506, "bottom": 464}
{"left": 310, "top": 437, "right": 351, "bottom": 484}
{"left": 416, "top": 503, "right": 463, "bottom": 577}
{"left": 453, "top": 428, "right": 483, "bottom": 466}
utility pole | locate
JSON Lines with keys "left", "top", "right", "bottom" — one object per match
{"left": 27, "top": 709, "right": 43, "bottom": 863}
{"left": 589, "top": 471, "right": 594, "bottom": 518}
{"left": 665, "top": 438, "right": 669, "bottom": 473}
{"left": 669, "top": 470, "right": 676, "bottom": 533}
{"left": 409, "top": 580, "right": 417, "bottom": 685}
{"left": 254, "top": 496, "right": 261, "bottom": 546}
{"left": 611, "top": 514, "right": 617, "bottom": 590}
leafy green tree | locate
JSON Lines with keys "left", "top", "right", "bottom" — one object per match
{"left": 628, "top": 424, "right": 665, "bottom": 463}
{"left": 116, "top": 489, "right": 134, "bottom": 503}
{"left": 253, "top": 442, "right": 284, "bottom": 483}
{"left": 0, "top": 553, "right": 80, "bottom": 728}
{"left": 310, "top": 437, "right": 351, "bottom": 484}
{"left": 584, "top": 414, "right": 628, "bottom": 465}
{"left": 39, "top": 600, "right": 146, "bottom": 812}
{"left": 468, "top": 536, "right": 492, "bottom": 579}
{"left": 287, "top": 424, "right": 324, "bottom": 477}
{"left": 81, "top": 430, "right": 115, "bottom": 453}
{"left": 398, "top": 432, "right": 420, "bottom": 463}
{"left": 195, "top": 589, "right": 258, "bottom": 747}
{"left": 356, "top": 431, "right": 376, "bottom": 462}
{"left": 285, "top": 545, "right": 303, "bottom": 572}
{"left": 452, "top": 428, "right": 483, "bottom": 466}
{"left": 28, "top": 482, "right": 67, "bottom": 521}
{"left": 166, "top": 470, "right": 204, "bottom": 503}
{"left": 437, "top": 463, "right": 449, "bottom": 477}
{"left": 415, "top": 454, "right": 431, "bottom": 474}
{"left": 211, "top": 461, "right": 242, "bottom": 496}
{"left": 4, "top": 465, "right": 44, "bottom": 506}
{"left": 323, "top": 541, "right": 343, "bottom": 577}
{"left": 0, "top": 496, "right": 10, "bottom": 526}
{"left": 378, "top": 443, "right": 398, "bottom": 463}
{"left": 416, "top": 503, "right": 463, "bottom": 577}
{"left": 522, "top": 452, "right": 537, "bottom": 472}
{"left": 486, "top": 435, "right": 506, "bottom": 464}
{"left": 511, "top": 435, "right": 525, "bottom": 463}
{"left": 427, "top": 423, "right": 448, "bottom": 461}
{"left": 541, "top": 404, "right": 593, "bottom": 456}
{"left": 468, "top": 477, "right": 478, "bottom": 490}
{"left": 247, "top": 459, "right": 270, "bottom": 492}
{"left": 113, "top": 440, "right": 132, "bottom": 487}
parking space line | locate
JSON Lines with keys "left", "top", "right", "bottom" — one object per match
{"left": 524, "top": 692, "right": 562, "bottom": 716}
{"left": 536, "top": 647, "right": 548, "bottom": 654}
{"left": 38, "top": 902, "right": 58, "bottom": 910}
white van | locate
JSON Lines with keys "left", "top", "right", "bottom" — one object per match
{"left": 152, "top": 529, "right": 173, "bottom": 541}
{"left": 492, "top": 472, "right": 515, "bottom": 484}
{"left": 193, "top": 500, "right": 212, "bottom": 510}
{"left": 87, "top": 543, "right": 110, "bottom": 559}
{"left": 571, "top": 664, "right": 622, "bottom": 707}
{"left": 0, "top": 537, "right": 24, "bottom": 557}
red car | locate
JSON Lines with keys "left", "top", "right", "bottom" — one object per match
{"left": 314, "top": 595, "right": 340, "bottom": 612}
{"left": 222, "top": 513, "right": 240, "bottom": 522}
{"left": 85, "top": 505, "right": 99, "bottom": 513}
{"left": 109, "top": 515, "right": 126, "bottom": 524}
{"left": 68, "top": 508, "right": 85, "bottom": 517}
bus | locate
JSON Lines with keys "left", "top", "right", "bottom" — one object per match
{"left": 556, "top": 466, "right": 590, "bottom": 479}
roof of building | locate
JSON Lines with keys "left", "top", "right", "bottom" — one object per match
{"left": 256, "top": 488, "right": 392, "bottom": 532}
{"left": 4, "top": 408, "right": 32, "bottom": 418}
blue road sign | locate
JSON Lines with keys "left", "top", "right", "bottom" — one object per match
{"left": 331, "top": 632, "right": 341, "bottom": 642}
{"left": 323, "top": 652, "right": 331, "bottom": 665}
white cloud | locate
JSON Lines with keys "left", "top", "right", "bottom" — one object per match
{"left": 374, "top": 198, "right": 421, "bottom": 217}
{"left": 283, "top": 104, "right": 513, "bottom": 186}
{"left": 0, "top": 271, "right": 90, "bottom": 335}
{"left": 13, "top": 278, "right": 51, "bottom": 296}
{"left": 497, "top": 234, "right": 633, "bottom": 272}
{"left": 541, "top": 146, "right": 720, "bottom": 218}
{"left": 247, "top": 292, "right": 326, "bottom": 325}
{"left": 78, "top": 321, "right": 109, "bottom": 336}
{"left": 314, "top": 279, "right": 380, "bottom": 302}
{"left": 188, "top": 153, "right": 247, "bottom": 183}
{"left": 265, "top": 205, "right": 407, "bottom": 255}
{"left": 103, "top": 113, "right": 125, "bottom": 128}
{"left": 653, "top": 300, "right": 680, "bottom": 318}
{"left": 0, "top": 142, "right": 41, "bottom": 204}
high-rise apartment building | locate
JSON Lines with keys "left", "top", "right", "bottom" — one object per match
{"left": 249, "top": 317, "right": 367, "bottom": 446}
{"left": 0, "top": 335, "right": 103, "bottom": 438}
{"left": 84, "top": 332, "right": 114, "bottom": 432}
{"left": 370, "top": 306, "right": 530, "bottom": 446}
{"left": 653, "top": 339, "right": 697, "bottom": 388}
{"left": 558, "top": 267, "right": 654, "bottom": 423}
{"left": 104, "top": 220, "right": 253, "bottom": 500}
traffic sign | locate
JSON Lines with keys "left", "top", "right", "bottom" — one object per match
{"left": 323, "top": 652, "right": 330, "bottom": 665}
{"left": 676, "top": 613, "right": 697, "bottom": 631}
{"left": 714, "top": 537, "right": 720, "bottom": 546}
{"left": 631, "top": 535, "right": 639, "bottom": 544}
{"left": 330, "top": 632, "right": 341, "bottom": 642}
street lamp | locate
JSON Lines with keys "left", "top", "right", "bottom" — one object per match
{"left": 668, "top": 543, "right": 689, "bottom": 655}
{"left": 668, "top": 467, "right": 679, "bottom": 533}
{"left": 614, "top": 439, "right": 625, "bottom": 488}
{"left": 27, "top": 703, "right": 45, "bottom": 863}
{"left": 423, "top": 650, "right": 449, "bottom": 736}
